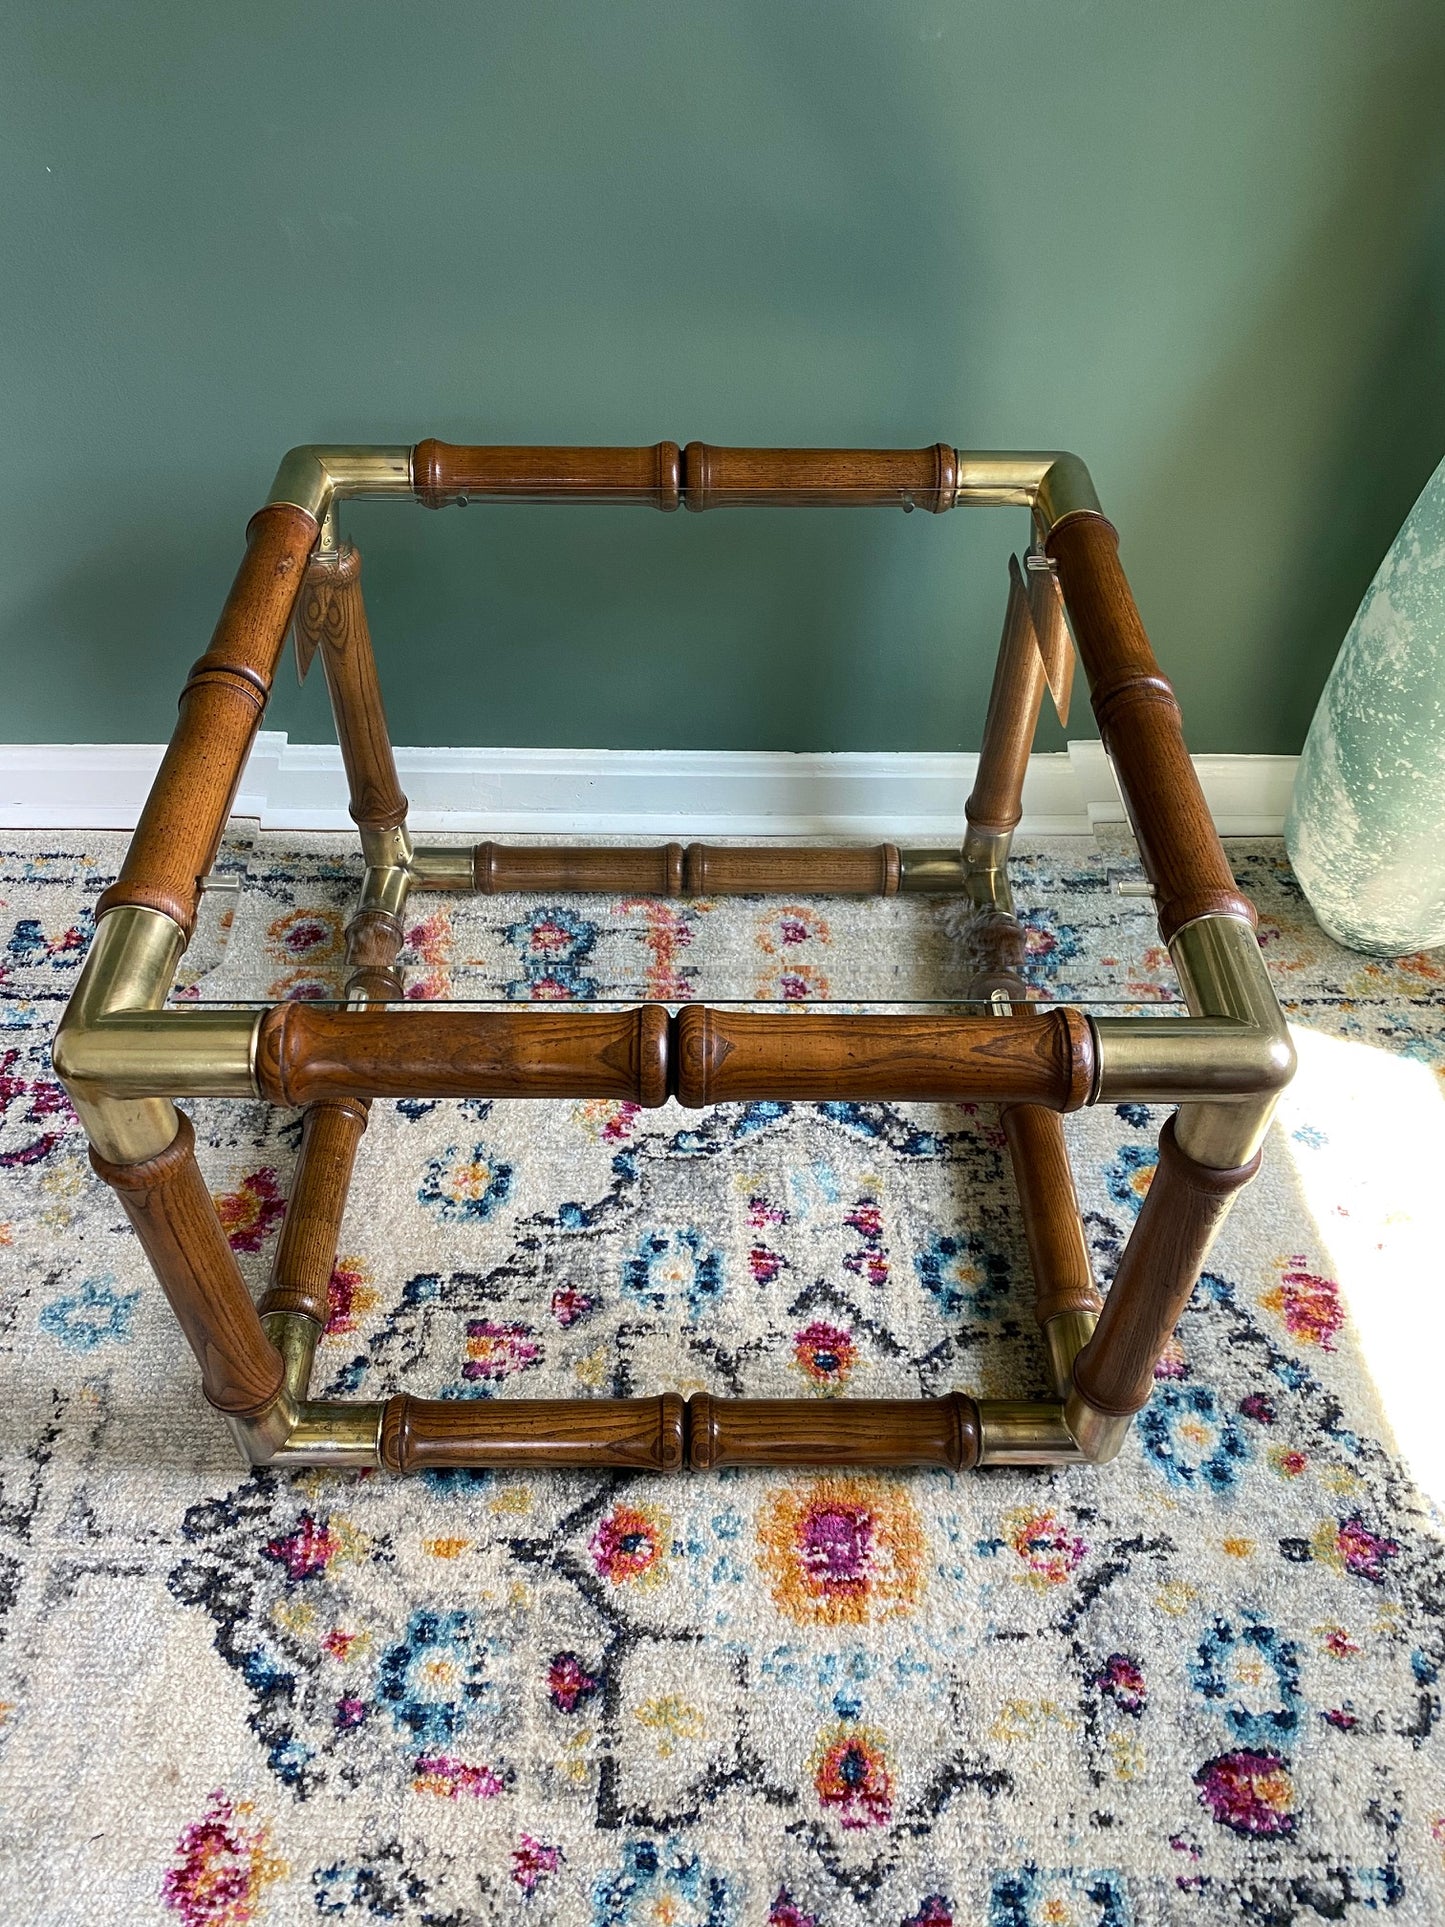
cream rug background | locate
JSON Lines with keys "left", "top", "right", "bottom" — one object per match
{"left": 0, "top": 830, "right": 1442, "bottom": 1925}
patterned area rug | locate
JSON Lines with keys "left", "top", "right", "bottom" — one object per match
{"left": 1, "top": 829, "right": 1443, "bottom": 1926}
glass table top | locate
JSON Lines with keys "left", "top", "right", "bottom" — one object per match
{"left": 169, "top": 830, "right": 1185, "bottom": 1014}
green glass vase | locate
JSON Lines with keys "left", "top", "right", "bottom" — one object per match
{"left": 1285, "top": 456, "right": 1445, "bottom": 956}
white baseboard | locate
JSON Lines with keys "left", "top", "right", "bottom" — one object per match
{"left": 0, "top": 733, "right": 1298, "bottom": 839}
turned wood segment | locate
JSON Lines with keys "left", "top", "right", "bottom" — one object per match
{"left": 469, "top": 843, "right": 902, "bottom": 896}
{"left": 413, "top": 440, "right": 683, "bottom": 510}
{"left": 956, "top": 907, "right": 1031, "bottom": 1002}
{"left": 687, "top": 1394, "right": 981, "bottom": 1469}
{"left": 674, "top": 1006, "right": 1094, "bottom": 1110}
{"left": 96, "top": 505, "right": 318, "bottom": 936}
{"left": 683, "top": 844, "right": 901, "bottom": 895}
{"left": 90, "top": 1112, "right": 284, "bottom": 1415}
{"left": 297, "top": 546, "right": 408, "bottom": 833}
{"left": 1045, "top": 515, "right": 1256, "bottom": 941}
{"left": 474, "top": 842, "right": 686, "bottom": 896}
{"left": 411, "top": 441, "right": 959, "bottom": 511}
{"left": 259, "top": 1098, "right": 369, "bottom": 1325}
{"left": 344, "top": 907, "right": 405, "bottom": 1002}
{"left": 254, "top": 1003, "right": 672, "bottom": 1108}
{"left": 1001, "top": 1106, "right": 1102, "bottom": 1327}
{"left": 965, "top": 557, "right": 1048, "bottom": 839}
{"left": 380, "top": 1394, "right": 687, "bottom": 1471}
{"left": 1071, "top": 1114, "right": 1261, "bottom": 1417}
{"left": 682, "top": 444, "right": 958, "bottom": 510}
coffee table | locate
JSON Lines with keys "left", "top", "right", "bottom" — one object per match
{"left": 53, "top": 441, "right": 1293, "bottom": 1478}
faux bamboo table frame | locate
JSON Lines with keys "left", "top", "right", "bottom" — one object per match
{"left": 53, "top": 441, "right": 1294, "bottom": 1478}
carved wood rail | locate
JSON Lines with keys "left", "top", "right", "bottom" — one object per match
{"left": 250, "top": 1003, "right": 1096, "bottom": 1113}
{"left": 378, "top": 1392, "right": 981, "bottom": 1473}
{"left": 411, "top": 440, "right": 960, "bottom": 510}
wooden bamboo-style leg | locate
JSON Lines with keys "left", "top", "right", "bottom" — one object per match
{"left": 343, "top": 905, "right": 406, "bottom": 1003}
{"left": 258, "top": 1098, "right": 369, "bottom": 1326}
{"left": 96, "top": 504, "right": 318, "bottom": 937}
{"left": 259, "top": 871, "right": 404, "bottom": 1326}
{"left": 1067, "top": 1114, "right": 1261, "bottom": 1451}
{"left": 1001, "top": 1105, "right": 1103, "bottom": 1394}
{"left": 964, "top": 555, "right": 1050, "bottom": 863}
{"left": 91, "top": 1112, "right": 284, "bottom": 1417}
{"left": 960, "top": 881, "right": 1103, "bottom": 1400}
{"left": 295, "top": 544, "right": 408, "bottom": 836}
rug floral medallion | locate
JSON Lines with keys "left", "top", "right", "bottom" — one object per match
{"left": 0, "top": 831, "right": 1442, "bottom": 1925}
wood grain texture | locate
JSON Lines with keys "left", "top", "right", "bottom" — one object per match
{"left": 1001, "top": 1105, "right": 1102, "bottom": 1326}
{"left": 90, "top": 1112, "right": 284, "bottom": 1415}
{"left": 380, "top": 1394, "right": 687, "bottom": 1471}
{"left": 297, "top": 546, "right": 408, "bottom": 833}
{"left": 965, "top": 557, "right": 1048, "bottom": 838}
{"left": 474, "top": 843, "right": 686, "bottom": 896}
{"left": 254, "top": 1003, "right": 672, "bottom": 1108}
{"left": 687, "top": 1394, "right": 980, "bottom": 1469}
{"left": 258, "top": 1098, "right": 369, "bottom": 1325}
{"left": 1071, "top": 1113, "right": 1261, "bottom": 1417}
{"left": 469, "top": 843, "right": 902, "bottom": 896}
{"left": 411, "top": 441, "right": 958, "bottom": 511}
{"left": 343, "top": 907, "right": 405, "bottom": 1002}
{"left": 682, "top": 443, "right": 958, "bottom": 510}
{"left": 413, "top": 441, "right": 683, "bottom": 510}
{"left": 1045, "top": 514, "right": 1257, "bottom": 941}
{"left": 674, "top": 1006, "right": 1094, "bottom": 1110}
{"left": 682, "top": 844, "right": 901, "bottom": 895}
{"left": 96, "top": 504, "right": 318, "bottom": 935}
{"left": 955, "top": 906, "right": 1030, "bottom": 999}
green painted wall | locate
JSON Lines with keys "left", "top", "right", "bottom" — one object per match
{"left": 4, "top": 1, "right": 1444, "bottom": 755}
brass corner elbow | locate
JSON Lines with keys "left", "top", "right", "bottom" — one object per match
{"left": 951, "top": 450, "right": 1104, "bottom": 537}
{"left": 1032, "top": 453, "right": 1104, "bottom": 536}
{"left": 226, "top": 1314, "right": 384, "bottom": 1468}
{"left": 265, "top": 445, "right": 415, "bottom": 525}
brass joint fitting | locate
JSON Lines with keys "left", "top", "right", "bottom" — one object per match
{"left": 54, "top": 905, "right": 259, "bottom": 1162}
{"left": 359, "top": 823, "right": 415, "bottom": 874}
{"left": 1063, "top": 1389, "right": 1133, "bottom": 1465}
{"left": 1091, "top": 914, "right": 1295, "bottom": 1159}
{"left": 1041, "top": 1309, "right": 1098, "bottom": 1401}
{"left": 952, "top": 451, "right": 1103, "bottom": 539}
{"left": 226, "top": 1313, "right": 386, "bottom": 1469}
{"left": 897, "top": 849, "right": 968, "bottom": 893}
{"left": 266, "top": 445, "right": 415, "bottom": 526}
{"left": 356, "top": 862, "right": 412, "bottom": 922}
{"left": 977, "top": 1399, "right": 1085, "bottom": 1466}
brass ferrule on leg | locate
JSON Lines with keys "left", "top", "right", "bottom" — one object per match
{"left": 949, "top": 824, "right": 1016, "bottom": 919}
{"left": 264, "top": 1310, "right": 319, "bottom": 1402}
{"left": 1041, "top": 1308, "right": 1098, "bottom": 1401}
{"left": 961, "top": 823, "right": 1015, "bottom": 880}
{"left": 408, "top": 843, "right": 477, "bottom": 890}
{"left": 977, "top": 1399, "right": 1085, "bottom": 1466}
{"left": 359, "top": 823, "right": 414, "bottom": 874}
{"left": 356, "top": 862, "right": 412, "bottom": 922}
